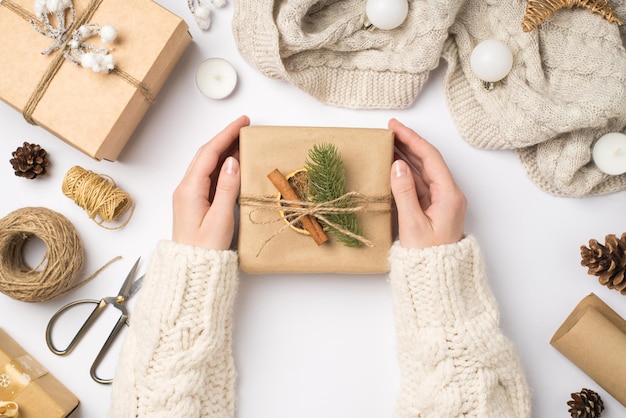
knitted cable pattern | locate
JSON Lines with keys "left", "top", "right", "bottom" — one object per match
{"left": 388, "top": 236, "right": 531, "bottom": 417}
{"left": 232, "top": 0, "right": 626, "bottom": 196}
{"left": 445, "top": 1, "right": 626, "bottom": 150}
{"left": 443, "top": 0, "right": 626, "bottom": 196}
{"left": 108, "top": 237, "right": 531, "bottom": 417}
{"left": 232, "top": 0, "right": 464, "bottom": 109}
{"left": 515, "top": 1, "right": 626, "bottom": 197}
{"left": 108, "top": 241, "right": 238, "bottom": 418}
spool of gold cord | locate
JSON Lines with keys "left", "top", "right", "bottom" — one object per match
{"left": 61, "top": 166, "right": 134, "bottom": 229}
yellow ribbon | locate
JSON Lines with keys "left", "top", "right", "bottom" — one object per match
{"left": 0, "top": 355, "right": 48, "bottom": 407}
{"left": 0, "top": 401, "right": 18, "bottom": 418}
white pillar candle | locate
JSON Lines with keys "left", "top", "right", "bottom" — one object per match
{"left": 195, "top": 58, "right": 238, "bottom": 100}
{"left": 592, "top": 132, "right": 626, "bottom": 175}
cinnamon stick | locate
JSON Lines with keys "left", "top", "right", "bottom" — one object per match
{"left": 267, "top": 168, "right": 328, "bottom": 245}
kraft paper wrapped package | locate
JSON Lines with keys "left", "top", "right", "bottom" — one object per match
{"left": 551, "top": 293, "right": 626, "bottom": 407}
{"left": 238, "top": 126, "right": 394, "bottom": 274}
{"left": 0, "top": 329, "right": 79, "bottom": 418}
{"left": 0, "top": 0, "right": 191, "bottom": 161}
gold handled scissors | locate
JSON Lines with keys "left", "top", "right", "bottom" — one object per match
{"left": 45, "top": 258, "right": 143, "bottom": 384}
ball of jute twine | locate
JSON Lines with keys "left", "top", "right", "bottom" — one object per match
{"left": 0, "top": 207, "right": 84, "bottom": 302}
{"left": 62, "top": 165, "right": 134, "bottom": 230}
{"left": 0, "top": 207, "right": 119, "bottom": 303}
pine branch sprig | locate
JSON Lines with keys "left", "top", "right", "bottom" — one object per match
{"left": 305, "top": 143, "right": 363, "bottom": 247}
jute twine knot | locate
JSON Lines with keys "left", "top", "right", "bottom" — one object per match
{"left": 0, "top": 207, "right": 83, "bottom": 302}
{"left": 0, "top": 0, "right": 155, "bottom": 125}
{"left": 62, "top": 166, "right": 134, "bottom": 229}
{"left": 239, "top": 192, "right": 392, "bottom": 256}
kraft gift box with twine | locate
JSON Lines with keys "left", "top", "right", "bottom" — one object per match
{"left": 551, "top": 293, "right": 626, "bottom": 407}
{"left": 0, "top": 0, "right": 191, "bottom": 161}
{"left": 238, "top": 126, "right": 394, "bottom": 274}
{"left": 0, "top": 329, "right": 79, "bottom": 418}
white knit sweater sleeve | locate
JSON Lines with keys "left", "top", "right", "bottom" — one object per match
{"left": 107, "top": 240, "right": 238, "bottom": 418}
{"left": 388, "top": 235, "right": 531, "bottom": 418}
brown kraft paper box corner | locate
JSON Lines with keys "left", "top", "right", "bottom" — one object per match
{"left": 0, "top": 329, "right": 79, "bottom": 417}
{"left": 238, "top": 126, "right": 394, "bottom": 274}
{"left": 550, "top": 293, "right": 626, "bottom": 407}
{"left": 0, "top": 0, "right": 191, "bottom": 161}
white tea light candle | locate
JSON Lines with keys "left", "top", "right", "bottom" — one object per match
{"left": 592, "top": 132, "right": 626, "bottom": 175}
{"left": 195, "top": 58, "right": 238, "bottom": 100}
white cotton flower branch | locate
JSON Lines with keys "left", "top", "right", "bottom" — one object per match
{"left": 193, "top": 3, "right": 211, "bottom": 30}
{"left": 98, "top": 24, "right": 117, "bottom": 43}
{"left": 65, "top": 23, "right": 117, "bottom": 73}
{"left": 30, "top": 0, "right": 117, "bottom": 74}
{"left": 79, "top": 51, "right": 115, "bottom": 73}
{"left": 31, "top": 0, "right": 75, "bottom": 48}
{"left": 34, "top": 0, "right": 72, "bottom": 19}
{"left": 187, "top": 0, "right": 227, "bottom": 31}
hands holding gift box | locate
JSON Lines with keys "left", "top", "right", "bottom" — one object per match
{"left": 170, "top": 116, "right": 467, "bottom": 254}
{"left": 107, "top": 116, "right": 531, "bottom": 417}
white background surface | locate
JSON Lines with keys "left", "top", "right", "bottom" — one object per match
{"left": 2, "top": 1, "right": 626, "bottom": 417}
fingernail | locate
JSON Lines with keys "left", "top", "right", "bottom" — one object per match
{"left": 390, "top": 118, "right": 405, "bottom": 127}
{"left": 225, "top": 156, "right": 238, "bottom": 175}
{"left": 393, "top": 160, "right": 407, "bottom": 178}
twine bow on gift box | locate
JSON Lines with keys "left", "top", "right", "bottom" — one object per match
{"left": 0, "top": 401, "right": 18, "bottom": 418}
{"left": 30, "top": 0, "right": 118, "bottom": 73}
{"left": 240, "top": 142, "right": 394, "bottom": 256}
{"left": 239, "top": 192, "right": 392, "bottom": 256}
{"left": 0, "top": 0, "right": 155, "bottom": 125}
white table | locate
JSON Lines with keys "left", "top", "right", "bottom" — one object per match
{"left": 2, "top": 2, "right": 626, "bottom": 417}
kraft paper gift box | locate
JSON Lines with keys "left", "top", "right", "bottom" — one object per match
{"left": 0, "top": 0, "right": 191, "bottom": 161}
{"left": 0, "top": 329, "right": 79, "bottom": 418}
{"left": 238, "top": 126, "right": 394, "bottom": 274}
{"left": 551, "top": 293, "right": 626, "bottom": 407}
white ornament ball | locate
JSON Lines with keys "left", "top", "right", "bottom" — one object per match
{"left": 365, "top": 0, "right": 408, "bottom": 30}
{"left": 470, "top": 39, "right": 513, "bottom": 83}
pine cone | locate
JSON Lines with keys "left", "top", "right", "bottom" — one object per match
{"left": 568, "top": 388, "right": 604, "bottom": 418}
{"left": 581, "top": 233, "right": 626, "bottom": 295}
{"left": 9, "top": 142, "right": 50, "bottom": 179}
